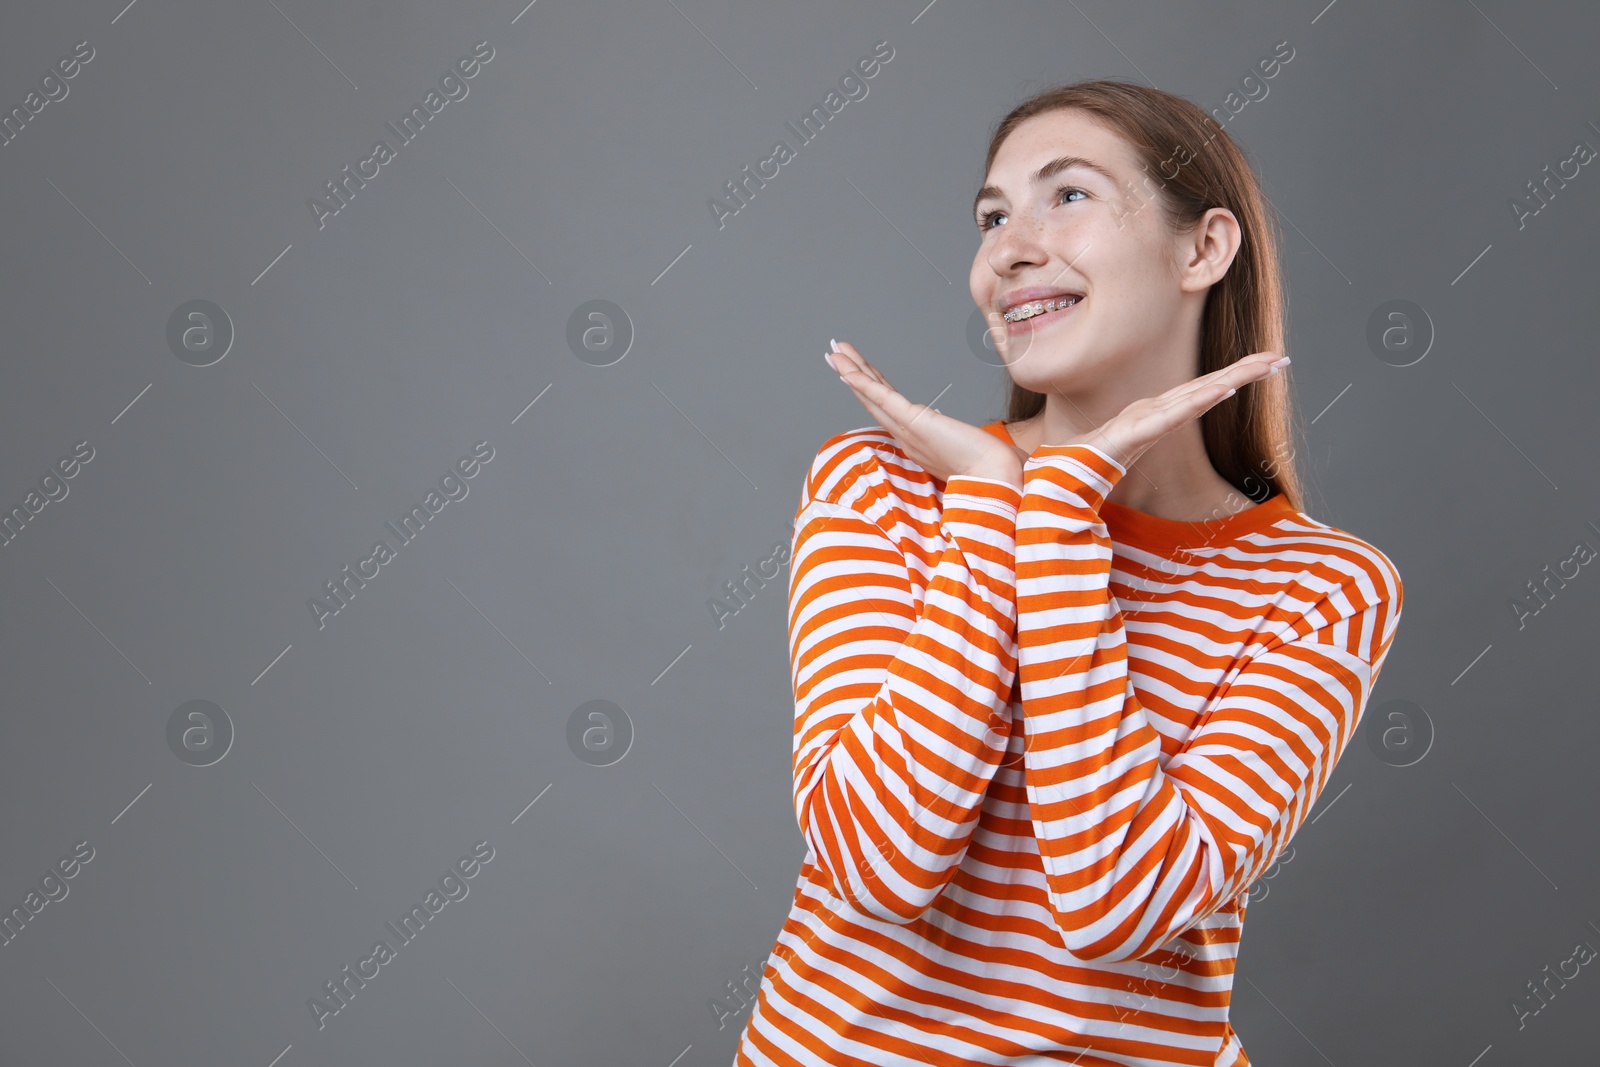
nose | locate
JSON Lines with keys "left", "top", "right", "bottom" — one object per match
{"left": 986, "top": 213, "right": 1048, "bottom": 277}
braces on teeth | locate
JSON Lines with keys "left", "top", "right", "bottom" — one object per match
{"left": 1002, "top": 296, "right": 1080, "bottom": 322}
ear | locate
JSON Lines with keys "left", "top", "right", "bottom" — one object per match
{"left": 1177, "top": 207, "right": 1241, "bottom": 293}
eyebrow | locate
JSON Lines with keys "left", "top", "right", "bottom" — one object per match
{"left": 972, "top": 155, "right": 1119, "bottom": 218}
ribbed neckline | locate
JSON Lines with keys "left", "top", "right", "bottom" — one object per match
{"left": 983, "top": 419, "right": 1296, "bottom": 554}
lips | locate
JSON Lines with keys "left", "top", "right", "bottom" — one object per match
{"left": 1001, "top": 294, "right": 1083, "bottom": 334}
{"left": 999, "top": 287, "right": 1084, "bottom": 316}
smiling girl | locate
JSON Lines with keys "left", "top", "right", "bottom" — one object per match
{"left": 734, "top": 80, "right": 1403, "bottom": 1067}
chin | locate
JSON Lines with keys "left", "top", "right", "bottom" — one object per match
{"left": 1002, "top": 344, "right": 1093, "bottom": 394}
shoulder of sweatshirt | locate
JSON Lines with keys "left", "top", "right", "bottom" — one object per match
{"left": 797, "top": 425, "right": 940, "bottom": 536}
{"left": 1243, "top": 505, "right": 1406, "bottom": 631}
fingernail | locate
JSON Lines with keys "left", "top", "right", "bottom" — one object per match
{"left": 1270, "top": 356, "right": 1290, "bottom": 368}
{"left": 830, "top": 339, "right": 841, "bottom": 353}
{"left": 824, "top": 353, "right": 837, "bottom": 371}
{"left": 1222, "top": 387, "right": 1237, "bottom": 398}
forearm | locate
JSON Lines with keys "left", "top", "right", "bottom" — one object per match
{"left": 791, "top": 474, "right": 1023, "bottom": 922}
{"left": 1012, "top": 444, "right": 1396, "bottom": 963}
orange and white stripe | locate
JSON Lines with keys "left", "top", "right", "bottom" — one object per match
{"left": 734, "top": 421, "right": 1403, "bottom": 1066}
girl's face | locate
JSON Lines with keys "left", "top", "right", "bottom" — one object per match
{"left": 968, "top": 108, "right": 1208, "bottom": 398}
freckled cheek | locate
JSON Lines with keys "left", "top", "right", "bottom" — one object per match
{"left": 1050, "top": 225, "right": 1118, "bottom": 279}
{"left": 1029, "top": 233, "right": 1085, "bottom": 276}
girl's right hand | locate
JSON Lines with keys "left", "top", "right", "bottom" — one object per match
{"left": 829, "top": 341, "right": 1029, "bottom": 488}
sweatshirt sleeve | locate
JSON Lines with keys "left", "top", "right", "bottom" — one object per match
{"left": 1014, "top": 442, "right": 1404, "bottom": 964}
{"left": 788, "top": 446, "right": 1023, "bottom": 925}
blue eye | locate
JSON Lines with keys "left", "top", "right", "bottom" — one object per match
{"left": 975, "top": 185, "right": 1088, "bottom": 231}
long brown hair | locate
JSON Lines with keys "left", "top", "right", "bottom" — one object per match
{"left": 982, "top": 79, "right": 1301, "bottom": 509}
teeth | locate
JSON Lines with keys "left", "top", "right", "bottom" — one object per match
{"left": 1003, "top": 296, "right": 1079, "bottom": 322}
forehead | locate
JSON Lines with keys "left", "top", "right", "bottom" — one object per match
{"left": 987, "top": 109, "right": 1137, "bottom": 185}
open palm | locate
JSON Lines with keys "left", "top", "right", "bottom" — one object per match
{"left": 829, "top": 339, "right": 1286, "bottom": 483}
{"left": 828, "top": 341, "right": 1029, "bottom": 487}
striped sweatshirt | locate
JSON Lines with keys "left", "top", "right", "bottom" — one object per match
{"left": 733, "top": 419, "right": 1403, "bottom": 1066}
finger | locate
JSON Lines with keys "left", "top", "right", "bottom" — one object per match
{"left": 834, "top": 357, "right": 908, "bottom": 426}
{"left": 1159, "top": 379, "right": 1244, "bottom": 427}
{"left": 836, "top": 357, "right": 914, "bottom": 420}
{"left": 858, "top": 381, "right": 948, "bottom": 458}
{"left": 840, "top": 376, "right": 912, "bottom": 449}
{"left": 1091, "top": 386, "right": 1226, "bottom": 469}
{"left": 1177, "top": 353, "right": 1277, "bottom": 397}
{"left": 1154, "top": 352, "right": 1280, "bottom": 409}
{"left": 852, "top": 389, "right": 899, "bottom": 436}
{"left": 1097, "top": 354, "right": 1283, "bottom": 469}
{"left": 857, "top": 381, "right": 930, "bottom": 438}
{"left": 834, "top": 341, "right": 888, "bottom": 386}
{"left": 830, "top": 346, "right": 874, "bottom": 384}
{"left": 833, "top": 352, "right": 881, "bottom": 392}
{"left": 1217, "top": 351, "right": 1281, "bottom": 388}
{"left": 831, "top": 348, "right": 961, "bottom": 462}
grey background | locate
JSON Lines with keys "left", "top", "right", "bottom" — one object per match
{"left": 0, "top": 0, "right": 1594, "bottom": 1064}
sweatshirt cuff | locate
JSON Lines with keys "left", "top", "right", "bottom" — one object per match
{"left": 942, "top": 474, "right": 1023, "bottom": 522}
{"left": 1023, "top": 444, "right": 1127, "bottom": 513}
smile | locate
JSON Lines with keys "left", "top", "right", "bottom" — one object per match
{"left": 1002, "top": 295, "right": 1081, "bottom": 329}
